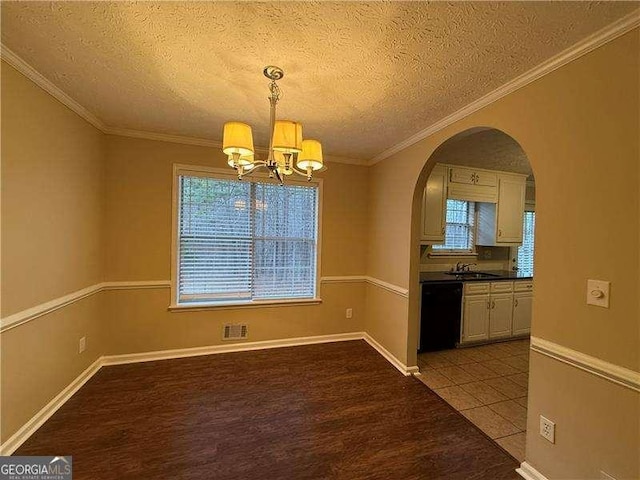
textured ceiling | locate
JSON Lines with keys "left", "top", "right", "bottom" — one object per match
{"left": 1, "top": 2, "right": 637, "bottom": 160}
{"left": 431, "top": 128, "right": 533, "bottom": 179}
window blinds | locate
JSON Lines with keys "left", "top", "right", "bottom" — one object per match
{"left": 517, "top": 211, "right": 535, "bottom": 276}
{"left": 432, "top": 199, "right": 475, "bottom": 251}
{"left": 178, "top": 175, "right": 318, "bottom": 304}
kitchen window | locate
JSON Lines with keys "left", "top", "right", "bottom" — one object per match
{"left": 432, "top": 199, "right": 475, "bottom": 252}
{"left": 171, "top": 166, "right": 320, "bottom": 308}
{"left": 517, "top": 211, "right": 535, "bottom": 276}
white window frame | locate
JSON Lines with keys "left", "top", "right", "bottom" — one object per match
{"left": 431, "top": 199, "right": 477, "bottom": 256}
{"left": 170, "top": 164, "right": 323, "bottom": 310}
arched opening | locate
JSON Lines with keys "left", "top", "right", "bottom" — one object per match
{"left": 408, "top": 127, "right": 536, "bottom": 461}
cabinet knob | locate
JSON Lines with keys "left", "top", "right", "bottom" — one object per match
{"left": 475, "top": 174, "right": 479, "bottom": 184}
{"left": 498, "top": 229, "right": 502, "bottom": 237}
{"left": 441, "top": 227, "right": 445, "bottom": 234}
{"left": 492, "top": 300, "right": 496, "bottom": 309}
{"left": 515, "top": 299, "right": 518, "bottom": 307}
{"left": 487, "top": 301, "right": 491, "bottom": 309}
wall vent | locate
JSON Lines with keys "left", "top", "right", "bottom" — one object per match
{"left": 223, "top": 324, "right": 248, "bottom": 340}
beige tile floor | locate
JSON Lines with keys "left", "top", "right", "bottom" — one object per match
{"left": 416, "top": 338, "right": 530, "bottom": 462}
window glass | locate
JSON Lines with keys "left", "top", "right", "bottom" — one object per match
{"left": 517, "top": 211, "right": 535, "bottom": 276}
{"left": 178, "top": 175, "right": 318, "bottom": 304}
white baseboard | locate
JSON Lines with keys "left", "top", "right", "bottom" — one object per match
{"left": 2, "top": 331, "right": 416, "bottom": 454}
{"left": 517, "top": 462, "right": 549, "bottom": 480}
{"left": 0, "top": 357, "right": 103, "bottom": 456}
{"left": 363, "top": 333, "right": 418, "bottom": 376}
{"left": 102, "top": 332, "right": 365, "bottom": 366}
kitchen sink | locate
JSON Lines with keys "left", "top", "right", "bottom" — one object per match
{"left": 444, "top": 271, "right": 500, "bottom": 279}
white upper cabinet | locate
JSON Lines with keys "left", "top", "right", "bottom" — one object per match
{"left": 448, "top": 167, "right": 498, "bottom": 203}
{"left": 421, "top": 164, "right": 528, "bottom": 246}
{"left": 477, "top": 173, "right": 527, "bottom": 246}
{"left": 449, "top": 167, "right": 498, "bottom": 187}
{"left": 421, "top": 165, "right": 447, "bottom": 243}
{"left": 496, "top": 175, "right": 526, "bottom": 243}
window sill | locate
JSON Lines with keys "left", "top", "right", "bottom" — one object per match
{"left": 168, "top": 298, "right": 322, "bottom": 312}
{"left": 427, "top": 252, "right": 478, "bottom": 258}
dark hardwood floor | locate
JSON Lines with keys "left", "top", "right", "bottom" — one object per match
{"left": 16, "top": 340, "right": 519, "bottom": 479}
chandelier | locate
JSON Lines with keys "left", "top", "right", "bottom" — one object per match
{"left": 222, "top": 66, "right": 325, "bottom": 184}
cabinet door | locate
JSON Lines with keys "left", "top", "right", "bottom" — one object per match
{"left": 421, "top": 165, "right": 447, "bottom": 243}
{"left": 512, "top": 292, "right": 533, "bottom": 336}
{"left": 496, "top": 176, "right": 526, "bottom": 243}
{"left": 489, "top": 293, "right": 513, "bottom": 339}
{"left": 449, "top": 166, "right": 476, "bottom": 185}
{"left": 462, "top": 295, "right": 490, "bottom": 343}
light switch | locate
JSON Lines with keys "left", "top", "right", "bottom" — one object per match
{"left": 587, "top": 279, "right": 610, "bottom": 308}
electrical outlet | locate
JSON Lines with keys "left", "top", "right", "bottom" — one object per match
{"left": 539, "top": 415, "right": 555, "bottom": 443}
{"left": 79, "top": 336, "right": 86, "bottom": 354}
{"left": 345, "top": 308, "right": 353, "bottom": 319}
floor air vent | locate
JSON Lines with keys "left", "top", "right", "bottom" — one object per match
{"left": 223, "top": 324, "right": 248, "bottom": 340}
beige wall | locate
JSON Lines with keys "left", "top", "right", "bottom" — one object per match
{"left": 103, "top": 136, "right": 368, "bottom": 281}
{"left": 103, "top": 135, "right": 369, "bottom": 354}
{"left": 105, "top": 285, "right": 366, "bottom": 355}
{"left": 1, "top": 62, "right": 107, "bottom": 441}
{"left": 527, "top": 353, "right": 639, "bottom": 479}
{"left": 365, "top": 29, "right": 639, "bottom": 479}
{"left": 1, "top": 63, "right": 105, "bottom": 315}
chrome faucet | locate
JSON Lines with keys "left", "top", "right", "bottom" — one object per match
{"left": 455, "top": 262, "right": 477, "bottom": 272}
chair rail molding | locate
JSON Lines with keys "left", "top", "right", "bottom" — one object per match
{"left": 530, "top": 336, "right": 640, "bottom": 392}
{"left": 0, "top": 276, "right": 410, "bottom": 332}
{"left": 0, "top": 281, "right": 171, "bottom": 333}
{"left": 322, "top": 275, "right": 409, "bottom": 297}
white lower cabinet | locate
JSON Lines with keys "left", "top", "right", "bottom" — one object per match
{"left": 462, "top": 295, "right": 490, "bottom": 343}
{"left": 489, "top": 293, "right": 514, "bottom": 339}
{"left": 512, "top": 292, "right": 533, "bottom": 336}
{"left": 461, "top": 280, "right": 532, "bottom": 344}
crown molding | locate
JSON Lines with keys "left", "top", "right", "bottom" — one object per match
{"left": 1, "top": 44, "right": 368, "bottom": 166}
{"left": 1, "top": 44, "right": 106, "bottom": 131}
{"left": 104, "top": 126, "right": 223, "bottom": 148}
{"left": 105, "top": 127, "right": 368, "bottom": 166}
{"left": 369, "top": 8, "right": 640, "bottom": 165}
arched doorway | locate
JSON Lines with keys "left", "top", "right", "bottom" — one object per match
{"left": 408, "top": 127, "right": 536, "bottom": 462}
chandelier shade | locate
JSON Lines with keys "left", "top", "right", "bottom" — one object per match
{"left": 222, "top": 122, "right": 254, "bottom": 156}
{"left": 272, "top": 120, "right": 303, "bottom": 153}
{"left": 297, "top": 139, "right": 324, "bottom": 171}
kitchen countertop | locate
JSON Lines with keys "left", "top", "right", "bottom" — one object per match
{"left": 420, "top": 270, "right": 533, "bottom": 283}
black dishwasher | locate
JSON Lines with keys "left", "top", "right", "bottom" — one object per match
{"left": 419, "top": 282, "right": 463, "bottom": 352}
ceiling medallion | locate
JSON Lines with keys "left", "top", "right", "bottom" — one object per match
{"left": 222, "top": 66, "right": 324, "bottom": 184}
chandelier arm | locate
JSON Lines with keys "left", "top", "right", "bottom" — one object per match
{"left": 291, "top": 166, "right": 314, "bottom": 181}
